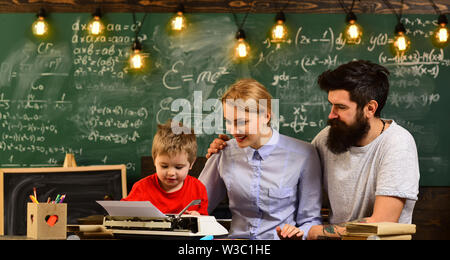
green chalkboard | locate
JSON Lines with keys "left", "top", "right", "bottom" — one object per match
{"left": 0, "top": 13, "right": 448, "bottom": 186}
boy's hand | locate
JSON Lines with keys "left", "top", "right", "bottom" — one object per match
{"left": 206, "top": 134, "right": 230, "bottom": 159}
{"left": 185, "top": 210, "right": 201, "bottom": 216}
{"left": 276, "top": 224, "right": 304, "bottom": 240}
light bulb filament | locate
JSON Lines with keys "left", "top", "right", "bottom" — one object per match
{"left": 437, "top": 26, "right": 449, "bottom": 43}
{"left": 237, "top": 41, "right": 248, "bottom": 58}
{"left": 348, "top": 24, "right": 359, "bottom": 39}
{"left": 32, "top": 17, "right": 48, "bottom": 36}
{"left": 344, "top": 20, "right": 362, "bottom": 44}
{"left": 130, "top": 51, "right": 143, "bottom": 69}
{"left": 274, "top": 25, "right": 284, "bottom": 38}
{"left": 89, "top": 17, "right": 103, "bottom": 35}
{"left": 271, "top": 20, "right": 288, "bottom": 43}
{"left": 396, "top": 35, "right": 407, "bottom": 51}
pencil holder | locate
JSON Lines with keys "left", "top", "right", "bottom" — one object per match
{"left": 27, "top": 203, "right": 67, "bottom": 239}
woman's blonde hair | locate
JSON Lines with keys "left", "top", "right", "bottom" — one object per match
{"left": 151, "top": 120, "right": 197, "bottom": 164}
{"left": 221, "top": 78, "right": 273, "bottom": 125}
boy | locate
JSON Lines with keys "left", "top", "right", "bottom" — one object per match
{"left": 122, "top": 120, "right": 208, "bottom": 215}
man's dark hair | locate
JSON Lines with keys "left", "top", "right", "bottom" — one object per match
{"left": 317, "top": 60, "right": 390, "bottom": 117}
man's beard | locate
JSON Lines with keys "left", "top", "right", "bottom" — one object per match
{"left": 326, "top": 110, "right": 370, "bottom": 154}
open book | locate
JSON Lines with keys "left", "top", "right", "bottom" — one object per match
{"left": 345, "top": 222, "right": 416, "bottom": 236}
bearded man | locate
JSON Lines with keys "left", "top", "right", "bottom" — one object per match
{"left": 307, "top": 60, "right": 420, "bottom": 239}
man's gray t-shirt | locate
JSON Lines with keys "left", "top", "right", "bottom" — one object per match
{"left": 312, "top": 120, "right": 420, "bottom": 224}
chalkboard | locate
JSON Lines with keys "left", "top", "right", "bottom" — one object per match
{"left": 0, "top": 13, "right": 448, "bottom": 186}
{"left": 0, "top": 165, "right": 127, "bottom": 235}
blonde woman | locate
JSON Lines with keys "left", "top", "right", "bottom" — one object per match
{"left": 198, "top": 79, "right": 322, "bottom": 240}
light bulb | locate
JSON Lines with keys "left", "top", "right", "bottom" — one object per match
{"left": 32, "top": 17, "right": 48, "bottom": 36}
{"left": 436, "top": 26, "right": 449, "bottom": 43}
{"left": 89, "top": 16, "right": 103, "bottom": 35}
{"left": 271, "top": 12, "right": 288, "bottom": 43}
{"left": 348, "top": 24, "right": 358, "bottom": 38}
{"left": 171, "top": 12, "right": 186, "bottom": 31}
{"left": 236, "top": 39, "right": 249, "bottom": 58}
{"left": 271, "top": 22, "right": 288, "bottom": 43}
{"left": 88, "top": 8, "right": 104, "bottom": 36}
{"left": 432, "top": 15, "right": 449, "bottom": 48}
{"left": 170, "top": 4, "right": 186, "bottom": 32}
{"left": 393, "top": 32, "right": 411, "bottom": 53}
{"left": 394, "top": 34, "right": 408, "bottom": 51}
{"left": 234, "top": 29, "right": 250, "bottom": 59}
{"left": 130, "top": 51, "right": 143, "bottom": 69}
{"left": 393, "top": 23, "right": 410, "bottom": 54}
{"left": 345, "top": 22, "right": 363, "bottom": 43}
{"left": 32, "top": 9, "right": 48, "bottom": 37}
{"left": 344, "top": 12, "right": 362, "bottom": 44}
{"left": 130, "top": 40, "right": 145, "bottom": 70}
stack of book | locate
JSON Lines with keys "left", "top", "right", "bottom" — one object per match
{"left": 342, "top": 222, "right": 416, "bottom": 240}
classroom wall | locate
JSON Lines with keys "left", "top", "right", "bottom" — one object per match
{"left": 0, "top": 12, "right": 448, "bottom": 186}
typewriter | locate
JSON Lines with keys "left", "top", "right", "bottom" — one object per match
{"left": 102, "top": 215, "right": 228, "bottom": 239}
{"left": 98, "top": 200, "right": 228, "bottom": 239}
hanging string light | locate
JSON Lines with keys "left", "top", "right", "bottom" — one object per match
{"left": 434, "top": 14, "right": 449, "bottom": 46}
{"left": 130, "top": 39, "right": 144, "bottom": 69}
{"left": 427, "top": 0, "right": 449, "bottom": 48}
{"left": 345, "top": 13, "right": 363, "bottom": 44}
{"left": 340, "top": 0, "right": 362, "bottom": 44}
{"left": 393, "top": 22, "right": 410, "bottom": 53}
{"left": 229, "top": 0, "right": 253, "bottom": 60}
{"left": 270, "top": 1, "right": 290, "bottom": 44}
{"left": 235, "top": 29, "right": 250, "bottom": 58}
{"left": 88, "top": 8, "right": 104, "bottom": 36}
{"left": 170, "top": 3, "right": 187, "bottom": 31}
{"left": 129, "top": 12, "right": 148, "bottom": 70}
{"left": 32, "top": 8, "right": 49, "bottom": 37}
{"left": 271, "top": 11, "right": 288, "bottom": 43}
{"left": 382, "top": 0, "right": 410, "bottom": 55}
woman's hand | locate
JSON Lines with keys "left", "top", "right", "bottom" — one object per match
{"left": 276, "top": 224, "right": 304, "bottom": 240}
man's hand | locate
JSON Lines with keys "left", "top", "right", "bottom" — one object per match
{"left": 276, "top": 224, "right": 304, "bottom": 240}
{"left": 306, "top": 225, "right": 323, "bottom": 240}
{"left": 307, "top": 224, "right": 347, "bottom": 240}
{"left": 206, "top": 134, "right": 230, "bottom": 158}
{"left": 308, "top": 196, "right": 405, "bottom": 240}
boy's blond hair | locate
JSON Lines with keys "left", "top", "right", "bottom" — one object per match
{"left": 152, "top": 120, "right": 197, "bottom": 164}
{"left": 221, "top": 78, "right": 273, "bottom": 125}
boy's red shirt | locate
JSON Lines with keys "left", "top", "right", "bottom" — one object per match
{"left": 122, "top": 173, "right": 209, "bottom": 215}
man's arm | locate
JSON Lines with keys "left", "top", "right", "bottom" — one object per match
{"left": 308, "top": 195, "right": 406, "bottom": 239}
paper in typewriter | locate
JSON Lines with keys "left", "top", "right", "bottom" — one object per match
{"left": 97, "top": 201, "right": 167, "bottom": 218}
